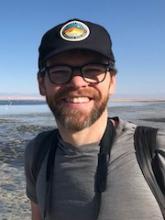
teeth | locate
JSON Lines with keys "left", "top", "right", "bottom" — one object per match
{"left": 65, "top": 97, "right": 90, "bottom": 103}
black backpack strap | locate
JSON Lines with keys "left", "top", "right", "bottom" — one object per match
{"left": 94, "top": 118, "right": 116, "bottom": 219}
{"left": 44, "top": 129, "right": 59, "bottom": 219}
{"left": 134, "top": 126, "right": 165, "bottom": 219}
{"left": 95, "top": 118, "right": 116, "bottom": 193}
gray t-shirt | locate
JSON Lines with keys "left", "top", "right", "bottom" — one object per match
{"left": 24, "top": 119, "right": 164, "bottom": 220}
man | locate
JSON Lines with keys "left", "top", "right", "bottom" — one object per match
{"left": 24, "top": 19, "right": 164, "bottom": 220}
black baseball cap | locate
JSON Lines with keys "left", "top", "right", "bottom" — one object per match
{"left": 38, "top": 18, "right": 115, "bottom": 69}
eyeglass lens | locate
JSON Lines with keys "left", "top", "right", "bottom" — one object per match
{"left": 47, "top": 64, "right": 108, "bottom": 84}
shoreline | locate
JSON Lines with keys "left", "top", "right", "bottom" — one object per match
{"left": 0, "top": 97, "right": 165, "bottom": 104}
{"left": 111, "top": 98, "right": 165, "bottom": 103}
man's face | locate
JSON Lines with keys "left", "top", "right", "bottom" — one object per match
{"left": 38, "top": 50, "right": 116, "bottom": 131}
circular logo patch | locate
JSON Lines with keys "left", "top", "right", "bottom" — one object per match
{"left": 60, "top": 20, "right": 90, "bottom": 41}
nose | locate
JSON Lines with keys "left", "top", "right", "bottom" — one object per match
{"left": 68, "top": 70, "right": 89, "bottom": 88}
{"left": 69, "top": 74, "right": 88, "bottom": 88}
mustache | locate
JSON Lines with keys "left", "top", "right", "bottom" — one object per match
{"left": 53, "top": 87, "right": 100, "bottom": 101}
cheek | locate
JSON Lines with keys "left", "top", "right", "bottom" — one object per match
{"left": 98, "top": 76, "right": 112, "bottom": 97}
{"left": 42, "top": 77, "right": 61, "bottom": 96}
{"left": 45, "top": 87, "right": 59, "bottom": 98}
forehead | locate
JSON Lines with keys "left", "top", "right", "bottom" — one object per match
{"left": 46, "top": 49, "right": 109, "bottom": 66}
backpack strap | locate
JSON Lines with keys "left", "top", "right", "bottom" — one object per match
{"left": 44, "top": 129, "right": 59, "bottom": 219}
{"left": 93, "top": 118, "right": 116, "bottom": 219}
{"left": 134, "top": 126, "right": 165, "bottom": 219}
{"left": 95, "top": 118, "right": 116, "bottom": 193}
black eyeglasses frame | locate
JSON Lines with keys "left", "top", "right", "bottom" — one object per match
{"left": 39, "top": 63, "right": 114, "bottom": 85}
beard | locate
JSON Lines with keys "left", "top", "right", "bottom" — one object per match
{"left": 46, "top": 86, "right": 109, "bottom": 132}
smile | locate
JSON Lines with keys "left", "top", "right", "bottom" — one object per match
{"left": 64, "top": 96, "right": 92, "bottom": 103}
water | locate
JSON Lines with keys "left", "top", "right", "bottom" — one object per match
{"left": 0, "top": 101, "right": 165, "bottom": 128}
{"left": 0, "top": 100, "right": 156, "bottom": 115}
{"left": 0, "top": 103, "right": 49, "bottom": 115}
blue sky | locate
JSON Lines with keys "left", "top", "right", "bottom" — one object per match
{"left": 0, "top": 0, "right": 164, "bottom": 98}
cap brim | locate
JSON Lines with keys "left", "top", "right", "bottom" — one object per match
{"left": 43, "top": 45, "right": 111, "bottom": 62}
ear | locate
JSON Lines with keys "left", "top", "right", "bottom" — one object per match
{"left": 37, "top": 74, "right": 46, "bottom": 96}
{"left": 109, "top": 74, "right": 116, "bottom": 96}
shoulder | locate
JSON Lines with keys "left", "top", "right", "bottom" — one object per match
{"left": 24, "top": 130, "right": 55, "bottom": 204}
{"left": 24, "top": 129, "right": 56, "bottom": 163}
{"left": 115, "top": 118, "right": 137, "bottom": 136}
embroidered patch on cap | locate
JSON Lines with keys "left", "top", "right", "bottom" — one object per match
{"left": 60, "top": 20, "right": 90, "bottom": 41}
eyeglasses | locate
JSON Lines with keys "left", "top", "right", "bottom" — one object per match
{"left": 40, "top": 63, "right": 112, "bottom": 85}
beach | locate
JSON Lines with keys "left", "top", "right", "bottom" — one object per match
{"left": 0, "top": 108, "right": 54, "bottom": 220}
{"left": 0, "top": 100, "right": 165, "bottom": 220}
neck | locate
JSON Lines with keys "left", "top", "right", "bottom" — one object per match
{"left": 57, "top": 110, "right": 108, "bottom": 147}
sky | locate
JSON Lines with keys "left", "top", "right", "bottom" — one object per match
{"left": 0, "top": 0, "right": 165, "bottom": 98}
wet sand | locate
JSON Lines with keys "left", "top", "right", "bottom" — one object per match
{"left": 139, "top": 118, "right": 165, "bottom": 123}
{"left": 0, "top": 116, "right": 52, "bottom": 220}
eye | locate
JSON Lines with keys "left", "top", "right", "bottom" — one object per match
{"left": 49, "top": 66, "right": 71, "bottom": 75}
{"left": 47, "top": 66, "right": 71, "bottom": 84}
{"left": 83, "top": 64, "right": 106, "bottom": 76}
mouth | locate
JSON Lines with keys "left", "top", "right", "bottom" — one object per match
{"left": 64, "top": 96, "right": 92, "bottom": 104}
